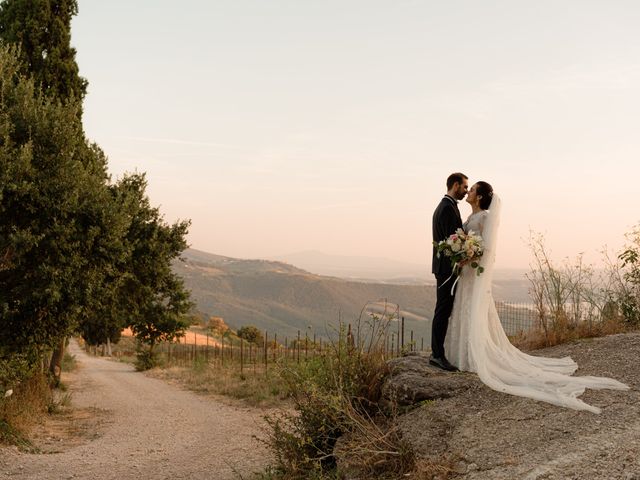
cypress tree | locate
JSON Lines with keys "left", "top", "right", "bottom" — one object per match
{"left": 0, "top": 0, "right": 192, "bottom": 385}
{"left": 0, "top": 0, "right": 87, "bottom": 102}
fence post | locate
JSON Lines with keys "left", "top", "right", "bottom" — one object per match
{"left": 250, "top": 342, "right": 255, "bottom": 374}
{"left": 240, "top": 337, "right": 244, "bottom": 375}
{"left": 410, "top": 330, "right": 414, "bottom": 352}
{"left": 401, "top": 316, "right": 405, "bottom": 351}
{"left": 264, "top": 330, "right": 268, "bottom": 372}
{"left": 273, "top": 333, "right": 277, "bottom": 363}
{"left": 297, "top": 330, "right": 301, "bottom": 363}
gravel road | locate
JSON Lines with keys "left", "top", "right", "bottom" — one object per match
{"left": 0, "top": 341, "right": 269, "bottom": 480}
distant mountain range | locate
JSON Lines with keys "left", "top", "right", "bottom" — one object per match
{"left": 270, "top": 250, "right": 532, "bottom": 301}
{"left": 270, "top": 250, "right": 429, "bottom": 284}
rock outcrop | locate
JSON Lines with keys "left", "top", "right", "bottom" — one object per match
{"left": 381, "top": 352, "right": 478, "bottom": 407}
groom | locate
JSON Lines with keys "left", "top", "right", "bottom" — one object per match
{"left": 430, "top": 172, "right": 468, "bottom": 371}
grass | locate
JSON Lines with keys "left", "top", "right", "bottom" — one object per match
{"left": 61, "top": 352, "right": 78, "bottom": 372}
{"left": 47, "top": 391, "right": 73, "bottom": 415}
{"left": 0, "top": 419, "right": 34, "bottom": 450}
{"left": 148, "top": 359, "right": 288, "bottom": 407}
{"left": 511, "top": 315, "right": 630, "bottom": 351}
{"left": 0, "top": 373, "right": 50, "bottom": 450}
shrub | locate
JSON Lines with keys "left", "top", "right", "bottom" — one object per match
{"left": 135, "top": 348, "right": 161, "bottom": 371}
{"left": 61, "top": 352, "right": 77, "bottom": 372}
{"left": 237, "top": 325, "right": 264, "bottom": 345}
{"left": 0, "top": 352, "right": 34, "bottom": 395}
{"left": 208, "top": 316, "right": 229, "bottom": 335}
{"left": 261, "top": 305, "right": 416, "bottom": 479}
{"left": 614, "top": 225, "right": 640, "bottom": 325}
{"left": 526, "top": 232, "right": 628, "bottom": 347}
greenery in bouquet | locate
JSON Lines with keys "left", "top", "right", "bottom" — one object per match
{"left": 433, "top": 228, "right": 485, "bottom": 276}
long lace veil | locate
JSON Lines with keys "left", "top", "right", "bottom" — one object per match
{"left": 465, "top": 194, "right": 628, "bottom": 414}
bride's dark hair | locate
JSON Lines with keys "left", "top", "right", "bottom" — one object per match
{"left": 476, "top": 181, "right": 493, "bottom": 210}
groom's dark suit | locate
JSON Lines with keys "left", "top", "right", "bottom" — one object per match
{"left": 431, "top": 195, "right": 463, "bottom": 359}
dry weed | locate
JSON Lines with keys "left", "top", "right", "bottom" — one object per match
{"left": 512, "top": 315, "right": 628, "bottom": 350}
{"left": 0, "top": 373, "right": 51, "bottom": 447}
{"left": 147, "top": 362, "right": 287, "bottom": 407}
{"left": 335, "top": 404, "right": 415, "bottom": 478}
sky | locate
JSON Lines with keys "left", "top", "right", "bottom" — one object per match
{"left": 71, "top": 1, "right": 640, "bottom": 270}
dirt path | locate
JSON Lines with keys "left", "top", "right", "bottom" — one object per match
{"left": 0, "top": 341, "right": 270, "bottom": 480}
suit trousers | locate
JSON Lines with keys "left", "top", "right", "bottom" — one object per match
{"left": 431, "top": 273, "right": 458, "bottom": 359}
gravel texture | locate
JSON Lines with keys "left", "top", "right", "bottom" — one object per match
{"left": 0, "top": 340, "right": 269, "bottom": 480}
{"left": 398, "top": 332, "right": 640, "bottom": 479}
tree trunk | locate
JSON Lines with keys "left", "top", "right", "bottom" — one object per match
{"left": 106, "top": 337, "right": 112, "bottom": 356}
{"left": 49, "top": 337, "right": 66, "bottom": 388}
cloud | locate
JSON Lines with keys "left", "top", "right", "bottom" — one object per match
{"left": 310, "top": 201, "right": 373, "bottom": 211}
{"left": 119, "top": 136, "right": 248, "bottom": 150}
{"left": 489, "top": 63, "right": 640, "bottom": 97}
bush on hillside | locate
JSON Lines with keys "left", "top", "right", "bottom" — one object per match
{"left": 237, "top": 325, "right": 264, "bottom": 345}
{"left": 262, "top": 308, "right": 415, "bottom": 479}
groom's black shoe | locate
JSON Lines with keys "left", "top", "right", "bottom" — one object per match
{"left": 429, "top": 355, "right": 459, "bottom": 372}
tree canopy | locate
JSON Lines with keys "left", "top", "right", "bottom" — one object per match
{"left": 0, "top": 44, "right": 98, "bottom": 351}
{"left": 0, "top": 0, "right": 192, "bottom": 377}
{"left": 0, "top": 0, "right": 87, "bottom": 102}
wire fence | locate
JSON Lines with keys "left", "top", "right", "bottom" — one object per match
{"left": 495, "top": 302, "right": 538, "bottom": 336}
{"left": 108, "top": 301, "right": 541, "bottom": 372}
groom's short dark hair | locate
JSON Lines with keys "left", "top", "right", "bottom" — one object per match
{"left": 446, "top": 172, "right": 468, "bottom": 189}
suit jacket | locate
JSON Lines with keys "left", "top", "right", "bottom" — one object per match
{"left": 432, "top": 195, "right": 463, "bottom": 277}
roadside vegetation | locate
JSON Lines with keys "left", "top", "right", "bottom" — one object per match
{"left": 0, "top": 1, "right": 191, "bottom": 446}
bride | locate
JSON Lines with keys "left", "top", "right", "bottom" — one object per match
{"left": 444, "top": 181, "right": 629, "bottom": 414}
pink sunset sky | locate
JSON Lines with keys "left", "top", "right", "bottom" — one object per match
{"left": 72, "top": 1, "right": 640, "bottom": 270}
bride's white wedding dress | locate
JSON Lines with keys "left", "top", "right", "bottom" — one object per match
{"left": 444, "top": 195, "right": 629, "bottom": 413}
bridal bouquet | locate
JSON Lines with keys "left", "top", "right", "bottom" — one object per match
{"left": 433, "top": 228, "right": 485, "bottom": 276}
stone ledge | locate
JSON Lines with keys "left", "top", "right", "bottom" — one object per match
{"left": 381, "top": 353, "right": 478, "bottom": 406}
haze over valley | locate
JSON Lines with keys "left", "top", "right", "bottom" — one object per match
{"left": 177, "top": 248, "right": 532, "bottom": 339}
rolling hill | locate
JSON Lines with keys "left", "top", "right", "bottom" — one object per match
{"left": 174, "top": 249, "right": 436, "bottom": 342}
